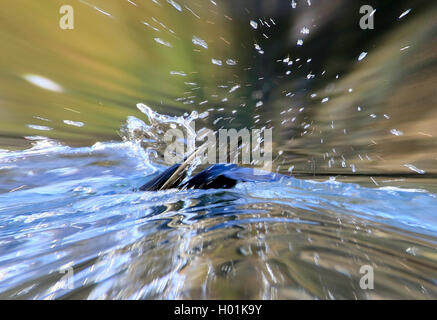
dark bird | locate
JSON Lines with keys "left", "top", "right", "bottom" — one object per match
{"left": 139, "top": 163, "right": 283, "bottom": 191}
{"left": 139, "top": 148, "right": 282, "bottom": 191}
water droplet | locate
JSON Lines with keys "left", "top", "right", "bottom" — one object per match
{"left": 33, "top": 116, "right": 51, "bottom": 122}
{"left": 406, "top": 247, "right": 418, "bottom": 256}
{"left": 211, "top": 58, "right": 222, "bottom": 66}
{"left": 390, "top": 129, "right": 403, "bottom": 136}
{"left": 167, "top": 0, "right": 182, "bottom": 12}
{"left": 192, "top": 36, "right": 208, "bottom": 49}
{"left": 358, "top": 52, "right": 368, "bottom": 61}
{"left": 63, "top": 120, "right": 84, "bottom": 127}
{"left": 154, "top": 38, "right": 172, "bottom": 47}
{"left": 239, "top": 246, "right": 252, "bottom": 256}
{"left": 229, "top": 85, "right": 240, "bottom": 93}
{"left": 300, "top": 27, "right": 310, "bottom": 34}
{"left": 23, "top": 74, "right": 63, "bottom": 92}
{"left": 250, "top": 20, "right": 258, "bottom": 29}
{"left": 27, "top": 124, "right": 53, "bottom": 131}
{"left": 170, "top": 70, "right": 187, "bottom": 76}
{"left": 398, "top": 9, "right": 411, "bottom": 20}
{"left": 404, "top": 164, "right": 425, "bottom": 174}
{"left": 254, "top": 43, "right": 264, "bottom": 54}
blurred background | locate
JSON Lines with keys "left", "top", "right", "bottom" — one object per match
{"left": 0, "top": 0, "right": 436, "bottom": 176}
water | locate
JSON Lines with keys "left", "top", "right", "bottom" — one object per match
{"left": 1, "top": 107, "right": 436, "bottom": 299}
{"left": 1, "top": 0, "right": 437, "bottom": 299}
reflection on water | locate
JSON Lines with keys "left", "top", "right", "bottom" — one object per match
{"left": 0, "top": 0, "right": 437, "bottom": 299}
